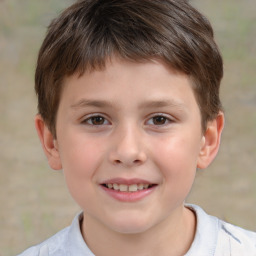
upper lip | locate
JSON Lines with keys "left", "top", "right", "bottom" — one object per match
{"left": 100, "top": 178, "right": 156, "bottom": 185}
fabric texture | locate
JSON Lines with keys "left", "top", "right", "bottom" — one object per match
{"left": 17, "top": 204, "right": 256, "bottom": 256}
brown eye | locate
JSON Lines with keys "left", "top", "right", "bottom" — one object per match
{"left": 152, "top": 116, "right": 167, "bottom": 125}
{"left": 82, "top": 116, "right": 108, "bottom": 126}
{"left": 90, "top": 116, "right": 106, "bottom": 125}
{"left": 81, "top": 114, "right": 111, "bottom": 127}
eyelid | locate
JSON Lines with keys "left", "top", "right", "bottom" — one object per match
{"left": 145, "top": 113, "right": 175, "bottom": 125}
{"left": 81, "top": 113, "right": 111, "bottom": 125}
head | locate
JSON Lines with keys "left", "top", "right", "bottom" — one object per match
{"left": 34, "top": 0, "right": 225, "bottom": 241}
{"left": 35, "top": 0, "right": 223, "bottom": 138}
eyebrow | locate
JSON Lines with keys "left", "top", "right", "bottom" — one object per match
{"left": 71, "top": 99, "right": 115, "bottom": 109}
{"left": 139, "top": 99, "right": 187, "bottom": 110}
{"left": 70, "top": 98, "right": 187, "bottom": 111}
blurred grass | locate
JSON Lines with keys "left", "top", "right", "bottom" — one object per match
{"left": 0, "top": 0, "right": 255, "bottom": 255}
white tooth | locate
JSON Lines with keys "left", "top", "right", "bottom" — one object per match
{"left": 128, "top": 184, "right": 138, "bottom": 192}
{"left": 113, "top": 183, "right": 119, "bottom": 190}
{"left": 119, "top": 184, "right": 128, "bottom": 192}
{"left": 107, "top": 184, "right": 113, "bottom": 189}
{"left": 138, "top": 184, "right": 144, "bottom": 190}
{"left": 143, "top": 184, "right": 149, "bottom": 189}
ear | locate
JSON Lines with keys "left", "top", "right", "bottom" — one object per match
{"left": 35, "top": 114, "right": 62, "bottom": 170}
{"left": 197, "top": 112, "right": 224, "bottom": 169}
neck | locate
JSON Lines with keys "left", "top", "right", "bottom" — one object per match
{"left": 81, "top": 206, "right": 196, "bottom": 256}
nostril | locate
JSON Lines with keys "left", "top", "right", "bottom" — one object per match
{"left": 113, "top": 159, "right": 141, "bottom": 165}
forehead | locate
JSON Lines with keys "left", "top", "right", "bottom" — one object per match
{"left": 60, "top": 58, "right": 199, "bottom": 113}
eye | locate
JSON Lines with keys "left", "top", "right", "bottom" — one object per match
{"left": 152, "top": 116, "right": 168, "bottom": 125}
{"left": 146, "top": 115, "right": 173, "bottom": 126}
{"left": 82, "top": 115, "right": 110, "bottom": 126}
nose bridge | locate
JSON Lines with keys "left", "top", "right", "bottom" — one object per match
{"left": 109, "top": 121, "right": 147, "bottom": 166}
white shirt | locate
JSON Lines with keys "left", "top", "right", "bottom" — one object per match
{"left": 17, "top": 204, "right": 256, "bottom": 256}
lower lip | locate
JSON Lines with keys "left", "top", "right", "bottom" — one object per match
{"left": 100, "top": 185, "right": 157, "bottom": 202}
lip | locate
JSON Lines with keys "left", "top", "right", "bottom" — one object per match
{"left": 101, "top": 178, "right": 154, "bottom": 185}
{"left": 100, "top": 178, "right": 157, "bottom": 202}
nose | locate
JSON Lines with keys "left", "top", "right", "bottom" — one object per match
{"left": 109, "top": 125, "right": 147, "bottom": 167}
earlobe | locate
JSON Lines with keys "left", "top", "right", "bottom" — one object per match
{"left": 35, "top": 115, "right": 62, "bottom": 170}
{"left": 197, "top": 112, "right": 224, "bottom": 169}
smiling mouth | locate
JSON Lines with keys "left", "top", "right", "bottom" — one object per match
{"left": 101, "top": 183, "right": 156, "bottom": 192}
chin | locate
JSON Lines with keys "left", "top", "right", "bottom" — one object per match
{"left": 107, "top": 214, "right": 155, "bottom": 235}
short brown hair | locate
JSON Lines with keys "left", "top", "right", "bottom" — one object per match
{"left": 35, "top": 0, "right": 223, "bottom": 137}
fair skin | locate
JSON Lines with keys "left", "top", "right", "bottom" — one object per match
{"left": 36, "top": 58, "right": 224, "bottom": 256}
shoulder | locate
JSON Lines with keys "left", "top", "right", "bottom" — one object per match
{"left": 186, "top": 204, "right": 256, "bottom": 256}
{"left": 216, "top": 220, "right": 256, "bottom": 255}
{"left": 17, "top": 226, "right": 70, "bottom": 256}
{"left": 17, "top": 212, "right": 94, "bottom": 256}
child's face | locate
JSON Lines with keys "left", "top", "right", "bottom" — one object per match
{"left": 50, "top": 58, "right": 209, "bottom": 234}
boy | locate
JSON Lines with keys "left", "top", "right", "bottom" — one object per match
{"left": 18, "top": 0, "right": 256, "bottom": 255}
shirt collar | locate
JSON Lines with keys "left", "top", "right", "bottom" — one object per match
{"left": 185, "top": 204, "right": 219, "bottom": 256}
{"left": 66, "top": 212, "right": 95, "bottom": 255}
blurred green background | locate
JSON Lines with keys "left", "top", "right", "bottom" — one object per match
{"left": 0, "top": 0, "right": 255, "bottom": 255}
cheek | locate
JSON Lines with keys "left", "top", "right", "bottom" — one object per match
{"left": 54, "top": 118, "right": 108, "bottom": 209}
{"left": 58, "top": 135, "right": 105, "bottom": 202}
{"left": 59, "top": 133, "right": 104, "bottom": 174}
{"left": 151, "top": 134, "right": 200, "bottom": 186}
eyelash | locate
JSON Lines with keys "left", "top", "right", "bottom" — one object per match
{"left": 146, "top": 114, "right": 173, "bottom": 126}
{"left": 81, "top": 115, "right": 110, "bottom": 126}
{"left": 81, "top": 113, "right": 174, "bottom": 127}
